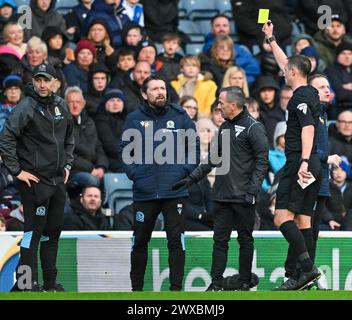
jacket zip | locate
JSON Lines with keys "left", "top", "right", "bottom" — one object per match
{"left": 48, "top": 107, "right": 59, "bottom": 185}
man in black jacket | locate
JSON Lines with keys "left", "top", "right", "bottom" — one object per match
{"left": 173, "top": 86, "right": 269, "bottom": 291}
{"left": 0, "top": 63, "right": 74, "bottom": 292}
{"left": 63, "top": 185, "right": 110, "bottom": 230}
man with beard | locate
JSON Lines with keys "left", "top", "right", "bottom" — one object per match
{"left": 120, "top": 75, "right": 200, "bottom": 291}
{"left": 0, "top": 63, "right": 74, "bottom": 291}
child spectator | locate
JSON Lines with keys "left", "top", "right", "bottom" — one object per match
{"left": 122, "top": 0, "right": 144, "bottom": 27}
{"left": 246, "top": 97, "right": 260, "bottom": 120}
{"left": 156, "top": 32, "right": 183, "bottom": 82}
{"left": 180, "top": 95, "right": 198, "bottom": 122}
{"left": 110, "top": 48, "right": 136, "bottom": 88}
{"left": 121, "top": 22, "right": 144, "bottom": 54}
{"left": 171, "top": 55, "right": 217, "bottom": 118}
{"left": 210, "top": 101, "right": 224, "bottom": 130}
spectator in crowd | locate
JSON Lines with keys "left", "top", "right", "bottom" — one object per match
{"left": 110, "top": 48, "right": 136, "bottom": 88}
{"left": 257, "top": 38, "right": 282, "bottom": 81}
{"left": 94, "top": 89, "right": 127, "bottom": 172}
{"left": 156, "top": 32, "right": 183, "bottom": 83}
{"left": 222, "top": 66, "right": 250, "bottom": 98}
{"left": 321, "top": 157, "right": 352, "bottom": 231}
{"left": 279, "top": 85, "right": 293, "bottom": 116}
{"left": 202, "top": 15, "right": 260, "bottom": 85}
{"left": 329, "top": 110, "right": 352, "bottom": 163}
{"left": 120, "top": 75, "right": 200, "bottom": 292}
{"left": 231, "top": 0, "right": 292, "bottom": 48}
{"left": 122, "top": 0, "right": 144, "bottom": 27}
{"left": 136, "top": 39, "right": 158, "bottom": 74}
{"left": 65, "top": 0, "right": 93, "bottom": 43}
{"left": 120, "top": 22, "right": 144, "bottom": 54}
{"left": 1, "top": 22, "right": 27, "bottom": 59}
{"left": 300, "top": 46, "right": 322, "bottom": 74}
{"left": 314, "top": 14, "right": 352, "bottom": 66}
{"left": 0, "top": 74, "right": 23, "bottom": 131}
{"left": 85, "top": 0, "right": 129, "bottom": 49}
{"left": 63, "top": 39, "right": 96, "bottom": 93}
{"left": 0, "top": 212, "right": 5, "bottom": 231}
{"left": 180, "top": 96, "right": 198, "bottom": 122}
{"left": 171, "top": 55, "right": 217, "bottom": 118}
{"left": 210, "top": 101, "right": 225, "bottom": 130}
{"left": 0, "top": 0, "right": 18, "bottom": 43}
{"left": 65, "top": 86, "right": 108, "bottom": 188}
{"left": 63, "top": 185, "right": 111, "bottom": 230}
{"left": 6, "top": 203, "right": 24, "bottom": 231}
{"left": 84, "top": 62, "right": 110, "bottom": 116}
{"left": 20, "top": 36, "right": 50, "bottom": 84}
{"left": 24, "top": 0, "right": 66, "bottom": 40}
{"left": 262, "top": 121, "right": 287, "bottom": 192}
{"left": 253, "top": 75, "right": 285, "bottom": 146}
{"left": 87, "top": 18, "right": 115, "bottom": 65}
{"left": 141, "top": 0, "right": 181, "bottom": 44}
{"left": 325, "top": 41, "right": 352, "bottom": 112}
{"left": 246, "top": 97, "right": 260, "bottom": 120}
{"left": 42, "top": 26, "right": 70, "bottom": 65}
{"left": 120, "top": 60, "right": 151, "bottom": 113}
{"left": 296, "top": 0, "right": 352, "bottom": 36}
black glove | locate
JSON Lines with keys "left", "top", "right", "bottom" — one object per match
{"left": 244, "top": 193, "right": 256, "bottom": 205}
{"left": 171, "top": 176, "right": 194, "bottom": 190}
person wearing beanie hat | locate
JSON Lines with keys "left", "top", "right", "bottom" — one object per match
{"left": 325, "top": 40, "right": 352, "bottom": 111}
{"left": 63, "top": 39, "right": 97, "bottom": 94}
{"left": 0, "top": 74, "right": 23, "bottom": 131}
{"left": 85, "top": 62, "right": 110, "bottom": 116}
{"left": 94, "top": 88, "right": 127, "bottom": 171}
{"left": 301, "top": 46, "right": 320, "bottom": 74}
{"left": 137, "top": 39, "right": 158, "bottom": 66}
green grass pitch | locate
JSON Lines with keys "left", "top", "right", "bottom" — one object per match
{"left": 0, "top": 291, "right": 352, "bottom": 300}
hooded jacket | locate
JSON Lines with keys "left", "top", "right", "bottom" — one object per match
{"left": 85, "top": 0, "right": 130, "bottom": 49}
{"left": 24, "top": 0, "right": 66, "bottom": 40}
{"left": 120, "top": 101, "right": 200, "bottom": 201}
{"left": 0, "top": 84, "right": 74, "bottom": 185}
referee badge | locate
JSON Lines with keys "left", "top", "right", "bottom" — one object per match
{"left": 136, "top": 211, "right": 144, "bottom": 222}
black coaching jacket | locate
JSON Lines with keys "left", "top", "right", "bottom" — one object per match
{"left": 0, "top": 85, "right": 75, "bottom": 185}
{"left": 190, "top": 107, "right": 269, "bottom": 203}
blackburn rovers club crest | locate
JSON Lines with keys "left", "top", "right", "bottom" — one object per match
{"left": 166, "top": 120, "right": 175, "bottom": 129}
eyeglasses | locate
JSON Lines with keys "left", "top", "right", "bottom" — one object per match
{"left": 338, "top": 120, "right": 352, "bottom": 125}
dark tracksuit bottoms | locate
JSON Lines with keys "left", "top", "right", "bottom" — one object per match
{"left": 131, "top": 198, "right": 186, "bottom": 291}
{"left": 17, "top": 180, "right": 66, "bottom": 289}
{"left": 211, "top": 201, "right": 255, "bottom": 285}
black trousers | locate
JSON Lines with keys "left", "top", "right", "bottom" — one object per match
{"left": 131, "top": 198, "right": 186, "bottom": 291}
{"left": 16, "top": 181, "right": 66, "bottom": 289}
{"left": 211, "top": 201, "right": 255, "bottom": 284}
{"left": 284, "top": 196, "right": 326, "bottom": 277}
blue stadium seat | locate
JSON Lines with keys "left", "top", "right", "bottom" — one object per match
{"left": 193, "top": 17, "right": 212, "bottom": 35}
{"left": 188, "top": 33, "right": 205, "bottom": 43}
{"left": 215, "top": 0, "right": 232, "bottom": 13}
{"left": 184, "top": 0, "right": 217, "bottom": 12}
{"left": 56, "top": 0, "right": 79, "bottom": 14}
{"left": 185, "top": 43, "right": 203, "bottom": 55}
{"left": 179, "top": 19, "right": 200, "bottom": 34}
{"left": 15, "top": 0, "right": 28, "bottom": 7}
{"left": 104, "top": 173, "right": 133, "bottom": 215}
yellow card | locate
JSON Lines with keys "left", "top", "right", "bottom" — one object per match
{"left": 258, "top": 9, "right": 270, "bottom": 24}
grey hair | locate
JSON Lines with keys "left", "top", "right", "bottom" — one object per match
{"left": 220, "top": 86, "right": 246, "bottom": 108}
{"left": 64, "top": 86, "right": 85, "bottom": 102}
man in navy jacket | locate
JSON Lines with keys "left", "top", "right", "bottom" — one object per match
{"left": 120, "top": 75, "right": 200, "bottom": 291}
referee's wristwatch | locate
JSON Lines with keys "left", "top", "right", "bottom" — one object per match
{"left": 265, "top": 36, "right": 276, "bottom": 44}
{"left": 299, "top": 158, "right": 309, "bottom": 165}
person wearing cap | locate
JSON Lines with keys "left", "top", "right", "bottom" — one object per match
{"left": 0, "top": 63, "right": 75, "bottom": 292}
{"left": 63, "top": 39, "right": 97, "bottom": 94}
{"left": 253, "top": 75, "right": 285, "bottom": 147}
{"left": 136, "top": 39, "right": 158, "bottom": 74}
{"left": 84, "top": 62, "right": 110, "bottom": 116}
{"left": 94, "top": 88, "right": 127, "bottom": 172}
{"left": 314, "top": 14, "right": 352, "bottom": 66}
{"left": 0, "top": 74, "right": 23, "bottom": 131}
{"left": 321, "top": 156, "right": 352, "bottom": 231}
{"left": 120, "top": 75, "right": 200, "bottom": 291}
{"left": 24, "top": 0, "right": 66, "bottom": 41}
{"left": 325, "top": 41, "right": 352, "bottom": 112}
{"left": 65, "top": 86, "right": 108, "bottom": 190}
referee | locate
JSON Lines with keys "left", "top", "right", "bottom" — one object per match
{"left": 262, "top": 21, "right": 322, "bottom": 290}
{"left": 173, "top": 86, "right": 269, "bottom": 291}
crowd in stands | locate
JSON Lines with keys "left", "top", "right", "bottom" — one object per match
{"left": 0, "top": 0, "right": 352, "bottom": 232}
